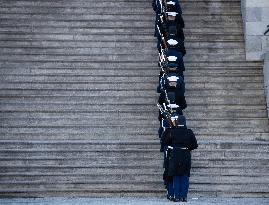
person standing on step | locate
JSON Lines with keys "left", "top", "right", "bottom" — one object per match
{"left": 161, "top": 116, "right": 198, "bottom": 202}
{"left": 152, "top": 0, "right": 164, "bottom": 37}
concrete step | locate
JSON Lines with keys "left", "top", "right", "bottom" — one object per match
{"left": 0, "top": 81, "right": 264, "bottom": 89}
{"left": 0, "top": 39, "right": 245, "bottom": 49}
{"left": 0, "top": 47, "right": 246, "bottom": 55}
{"left": 1, "top": 165, "right": 268, "bottom": 178}
{"left": 0, "top": 126, "right": 268, "bottom": 134}
{"left": 0, "top": 117, "right": 268, "bottom": 130}
{"left": 0, "top": 14, "right": 242, "bottom": 25}
{"left": 0, "top": 1, "right": 153, "bottom": 9}
{"left": 0, "top": 177, "right": 267, "bottom": 190}
{"left": 0, "top": 65, "right": 263, "bottom": 74}
{"left": 0, "top": 146, "right": 267, "bottom": 159}
{"left": 0, "top": 174, "right": 268, "bottom": 186}
{"left": 0, "top": 54, "right": 248, "bottom": 62}
{"left": 0, "top": 108, "right": 267, "bottom": 118}
{"left": 0, "top": 6, "right": 241, "bottom": 15}
{"left": 0, "top": 132, "right": 267, "bottom": 142}
{"left": 0, "top": 31, "right": 244, "bottom": 41}
{"left": 0, "top": 100, "right": 267, "bottom": 112}
{"left": 0, "top": 139, "right": 267, "bottom": 149}
{"left": 0, "top": 19, "right": 243, "bottom": 29}
{"left": 0, "top": 60, "right": 262, "bottom": 69}
{"left": 0, "top": 103, "right": 265, "bottom": 112}
{"left": 0, "top": 74, "right": 264, "bottom": 83}
{"left": 0, "top": 26, "right": 244, "bottom": 37}
{"left": 0, "top": 67, "right": 263, "bottom": 76}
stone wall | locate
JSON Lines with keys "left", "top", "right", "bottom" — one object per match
{"left": 241, "top": 0, "right": 269, "bottom": 60}
{"left": 241, "top": 0, "right": 269, "bottom": 117}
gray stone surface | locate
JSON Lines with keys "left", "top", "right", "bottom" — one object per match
{"left": 246, "top": 7, "right": 262, "bottom": 22}
{"left": 0, "top": 0, "right": 268, "bottom": 198}
{"left": 246, "top": 36, "right": 262, "bottom": 52}
{"left": 241, "top": 0, "right": 269, "bottom": 60}
{"left": 0, "top": 197, "right": 269, "bottom": 205}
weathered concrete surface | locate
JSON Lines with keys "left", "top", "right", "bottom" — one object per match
{"left": 1, "top": 197, "right": 269, "bottom": 205}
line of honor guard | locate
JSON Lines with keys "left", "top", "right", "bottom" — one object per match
{"left": 152, "top": 0, "right": 198, "bottom": 202}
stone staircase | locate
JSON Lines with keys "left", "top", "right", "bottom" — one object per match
{"left": 0, "top": 0, "right": 268, "bottom": 198}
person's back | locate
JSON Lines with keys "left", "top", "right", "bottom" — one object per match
{"left": 171, "top": 128, "right": 198, "bottom": 150}
{"left": 161, "top": 116, "right": 198, "bottom": 202}
{"left": 167, "top": 36, "right": 186, "bottom": 56}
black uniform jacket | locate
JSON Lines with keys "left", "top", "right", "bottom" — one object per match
{"left": 162, "top": 127, "right": 198, "bottom": 177}
{"left": 158, "top": 90, "right": 187, "bottom": 110}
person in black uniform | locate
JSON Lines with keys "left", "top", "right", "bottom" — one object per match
{"left": 155, "top": 0, "right": 185, "bottom": 46}
{"left": 158, "top": 73, "right": 187, "bottom": 110}
{"left": 167, "top": 0, "right": 183, "bottom": 17}
{"left": 158, "top": 91, "right": 187, "bottom": 110}
{"left": 167, "top": 35, "right": 186, "bottom": 56}
{"left": 157, "top": 45, "right": 185, "bottom": 76}
{"left": 165, "top": 48, "right": 185, "bottom": 72}
{"left": 161, "top": 116, "right": 198, "bottom": 202}
{"left": 152, "top": 0, "right": 164, "bottom": 37}
{"left": 166, "top": 12, "right": 185, "bottom": 41}
{"left": 158, "top": 116, "right": 170, "bottom": 152}
{"left": 157, "top": 73, "right": 185, "bottom": 95}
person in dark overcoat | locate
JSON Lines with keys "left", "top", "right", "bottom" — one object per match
{"left": 165, "top": 48, "right": 185, "bottom": 68}
{"left": 157, "top": 72, "right": 187, "bottom": 110}
{"left": 167, "top": 0, "right": 183, "bottom": 16}
{"left": 157, "top": 73, "right": 185, "bottom": 95}
{"left": 152, "top": 0, "right": 163, "bottom": 37}
{"left": 158, "top": 90, "right": 187, "bottom": 110}
{"left": 167, "top": 35, "right": 186, "bottom": 56}
{"left": 161, "top": 116, "right": 198, "bottom": 202}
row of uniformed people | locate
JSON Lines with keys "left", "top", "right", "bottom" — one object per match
{"left": 152, "top": 0, "right": 198, "bottom": 202}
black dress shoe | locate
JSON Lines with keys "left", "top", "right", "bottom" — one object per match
{"left": 172, "top": 198, "right": 181, "bottom": 202}
{"left": 182, "top": 198, "right": 187, "bottom": 202}
{"left": 167, "top": 195, "right": 174, "bottom": 201}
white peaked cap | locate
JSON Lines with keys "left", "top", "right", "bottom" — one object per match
{"left": 167, "top": 56, "right": 177, "bottom": 61}
{"left": 167, "top": 75, "right": 179, "bottom": 81}
{"left": 167, "top": 104, "right": 179, "bottom": 109}
{"left": 167, "top": 1, "right": 176, "bottom": 5}
{"left": 171, "top": 116, "right": 179, "bottom": 120}
{"left": 166, "top": 12, "right": 178, "bottom": 16}
{"left": 167, "top": 39, "right": 178, "bottom": 46}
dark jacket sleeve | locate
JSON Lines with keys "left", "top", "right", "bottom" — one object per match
{"left": 158, "top": 92, "right": 166, "bottom": 104}
{"left": 158, "top": 110, "right": 164, "bottom": 121}
{"left": 152, "top": 0, "right": 157, "bottom": 11}
{"left": 177, "top": 15, "right": 185, "bottom": 28}
{"left": 175, "top": 1, "right": 182, "bottom": 15}
{"left": 176, "top": 78, "right": 185, "bottom": 96}
{"left": 175, "top": 95, "right": 187, "bottom": 110}
{"left": 161, "top": 129, "right": 172, "bottom": 146}
{"left": 187, "top": 129, "right": 198, "bottom": 150}
{"left": 176, "top": 27, "right": 185, "bottom": 41}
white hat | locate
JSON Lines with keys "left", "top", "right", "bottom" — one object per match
{"left": 171, "top": 116, "right": 178, "bottom": 121}
{"left": 166, "top": 12, "right": 178, "bottom": 17}
{"left": 167, "top": 39, "right": 178, "bottom": 46}
{"left": 167, "top": 104, "right": 179, "bottom": 109}
{"left": 167, "top": 1, "right": 176, "bottom": 5}
{"left": 167, "top": 76, "right": 179, "bottom": 81}
{"left": 167, "top": 56, "right": 177, "bottom": 61}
